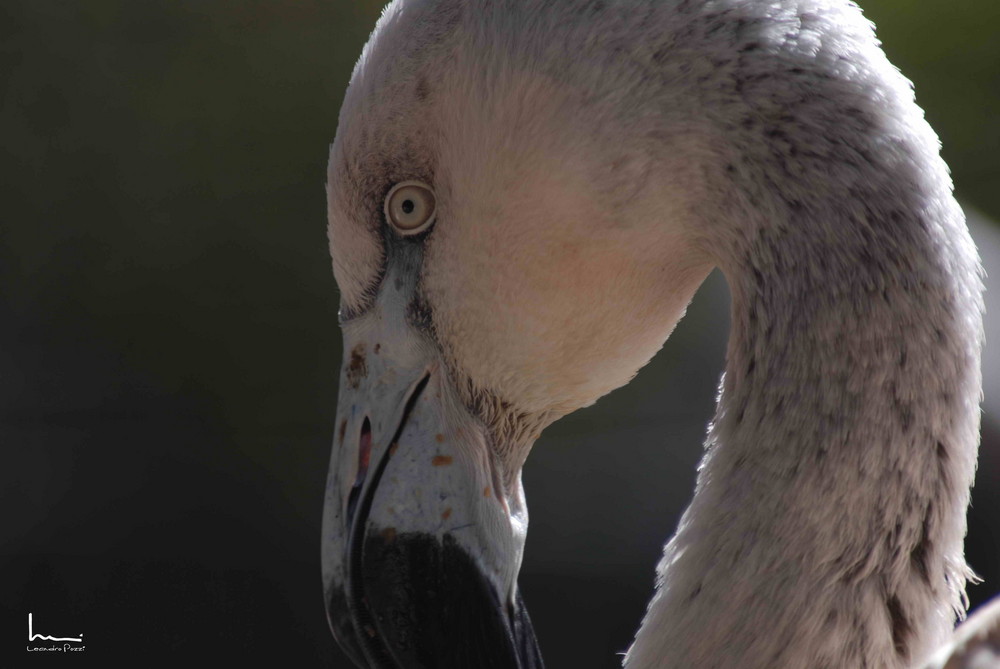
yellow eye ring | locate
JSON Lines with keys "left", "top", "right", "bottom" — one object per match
{"left": 384, "top": 181, "right": 436, "bottom": 235}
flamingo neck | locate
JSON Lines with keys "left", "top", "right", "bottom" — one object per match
{"left": 625, "top": 108, "right": 981, "bottom": 669}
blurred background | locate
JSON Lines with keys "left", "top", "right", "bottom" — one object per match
{"left": 2, "top": 0, "right": 998, "bottom": 666}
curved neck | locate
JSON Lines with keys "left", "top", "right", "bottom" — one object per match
{"left": 625, "top": 69, "right": 982, "bottom": 669}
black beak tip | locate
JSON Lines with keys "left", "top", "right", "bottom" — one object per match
{"left": 511, "top": 587, "right": 545, "bottom": 669}
{"left": 325, "top": 584, "right": 368, "bottom": 668}
{"left": 328, "top": 530, "right": 544, "bottom": 668}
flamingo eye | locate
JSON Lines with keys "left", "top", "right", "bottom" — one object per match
{"left": 384, "top": 181, "right": 436, "bottom": 235}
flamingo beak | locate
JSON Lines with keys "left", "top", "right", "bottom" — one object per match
{"left": 321, "top": 255, "right": 543, "bottom": 668}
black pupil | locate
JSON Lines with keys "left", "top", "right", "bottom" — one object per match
{"left": 401, "top": 199, "right": 415, "bottom": 214}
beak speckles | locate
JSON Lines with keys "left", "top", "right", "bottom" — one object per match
{"left": 325, "top": 261, "right": 546, "bottom": 668}
{"left": 346, "top": 344, "right": 368, "bottom": 389}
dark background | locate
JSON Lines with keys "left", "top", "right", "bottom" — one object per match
{"left": 3, "top": 1, "right": 998, "bottom": 666}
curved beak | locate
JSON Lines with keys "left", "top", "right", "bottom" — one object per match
{"left": 321, "top": 262, "right": 543, "bottom": 668}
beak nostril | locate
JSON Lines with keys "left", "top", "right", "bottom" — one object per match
{"left": 359, "top": 418, "right": 372, "bottom": 473}
{"left": 346, "top": 417, "right": 372, "bottom": 527}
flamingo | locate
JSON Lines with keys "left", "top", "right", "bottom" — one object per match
{"left": 320, "top": 0, "right": 999, "bottom": 666}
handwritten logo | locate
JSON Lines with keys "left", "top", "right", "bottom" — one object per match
{"left": 26, "top": 613, "right": 86, "bottom": 652}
